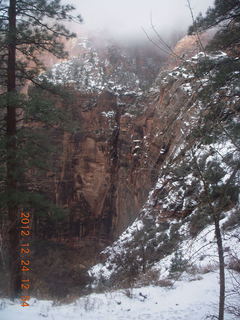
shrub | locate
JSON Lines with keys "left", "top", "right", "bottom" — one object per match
{"left": 222, "top": 211, "right": 240, "bottom": 231}
{"left": 189, "top": 210, "right": 212, "bottom": 237}
{"left": 228, "top": 257, "right": 240, "bottom": 273}
{"left": 157, "top": 279, "right": 174, "bottom": 288}
{"left": 169, "top": 251, "right": 188, "bottom": 275}
{"left": 134, "top": 269, "right": 160, "bottom": 287}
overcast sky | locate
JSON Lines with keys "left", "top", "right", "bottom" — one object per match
{"left": 67, "top": 0, "right": 214, "bottom": 39}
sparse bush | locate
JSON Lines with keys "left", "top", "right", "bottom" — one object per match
{"left": 228, "top": 256, "right": 240, "bottom": 273}
{"left": 83, "top": 296, "right": 97, "bottom": 312}
{"left": 134, "top": 269, "right": 160, "bottom": 287}
{"left": 222, "top": 211, "right": 240, "bottom": 231}
{"left": 186, "top": 265, "right": 200, "bottom": 276}
{"left": 226, "top": 265, "right": 240, "bottom": 319}
{"left": 189, "top": 275, "right": 203, "bottom": 281}
{"left": 0, "top": 301, "right": 6, "bottom": 310}
{"left": 187, "top": 263, "right": 217, "bottom": 275}
{"left": 199, "top": 264, "right": 217, "bottom": 274}
{"left": 122, "top": 288, "right": 133, "bottom": 299}
{"left": 157, "top": 279, "right": 174, "bottom": 288}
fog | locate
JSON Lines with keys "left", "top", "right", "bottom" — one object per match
{"left": 66, "top": 0, "right": 214, "bottom": 40}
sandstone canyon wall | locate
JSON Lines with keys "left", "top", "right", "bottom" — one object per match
{"left": 34, "top": 34, "right": 212, "bottom": 247}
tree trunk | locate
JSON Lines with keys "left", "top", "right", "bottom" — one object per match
{"left": 7, "top": 0, "right": 21, "bottom": 299}
{"left": 193, "top": 153, "right": 226, "bottom": 320}
{"left": 214, "top": 213, "right": 225, "bottom": 320}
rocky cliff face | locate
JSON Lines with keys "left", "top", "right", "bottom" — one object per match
{"left": 36, "top": 34, "right": 239, "bottom": 262}
{"left": 45, "top": 55, "right": 194, "bottom": 244}
{"left": 23, "top": 33, "right": 239, "bottom": 298}
{"left": 90, "top": 50, "right": 240, "bottom": 287}
{"left": 49, "top": 90, "right": 164, "bottom": 243}
{"left": 34, "top": 36, "right": 169, "bottom": 245}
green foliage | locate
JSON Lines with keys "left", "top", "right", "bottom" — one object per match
{"left": 171, "top": 163, "right": 191, "bottom": 179}
{"left": 204, "top": 161, "right": 225, "bottom": 185}
{"left": 0, "top": 1, "right": 82, "bottom": 233}
{"left": 189, "top": 210, "right": 213, "bottom": 237}
{"left": 0, "top": 189, "right": 68, "bottom": 220}
{"left": 199, "top": 57, "right": 240, "bottom": 95}
{"left": 207, "top": 24, "right": 240, "bottom": 54}
{"left": 188, "top": 0, "right": 240, "bottom": 52}
{"left": 188, "top": 0, "right": 240, "bottom": 32}
{"left": 169, "top": 251, "right": 188, "bottom": 274}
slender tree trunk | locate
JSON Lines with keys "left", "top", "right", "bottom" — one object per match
{"left": 214, "top": 213, "right": 225, "bottom": 320}
{"left": 7, "top": 0, "right": 21, "bottom": 299}
{"left": 193, "top": 152, "right": 226, "bottom": 320}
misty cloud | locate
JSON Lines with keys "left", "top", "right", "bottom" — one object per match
{"left": 67, "top": 0, "right": 214, "bottom": 39}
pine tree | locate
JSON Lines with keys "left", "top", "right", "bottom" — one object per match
{"left": 187, "top": 53, "right": 239, "bottom": 320}
{"left": 188, "top": 0, "right": 240, "bottom": 53}
{"left": 0, "top": 0, "right": 82, "bottom": 299}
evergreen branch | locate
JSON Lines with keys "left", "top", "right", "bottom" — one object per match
{"left": 186, "top": 0, "right": 206, "bottom": 53}
{"left": 17, "top": 12, "right": 75, "bottom": 38}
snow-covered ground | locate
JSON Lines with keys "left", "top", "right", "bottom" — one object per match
{"left": 0, "top": 271, "right": 238, "bottom": 320}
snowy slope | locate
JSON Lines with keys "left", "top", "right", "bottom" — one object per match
{"left": 39, "top": 37, "right": 143, "bottom": 95}
{"left": 90, "top": 51, "right": 240, "bottom": 287}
